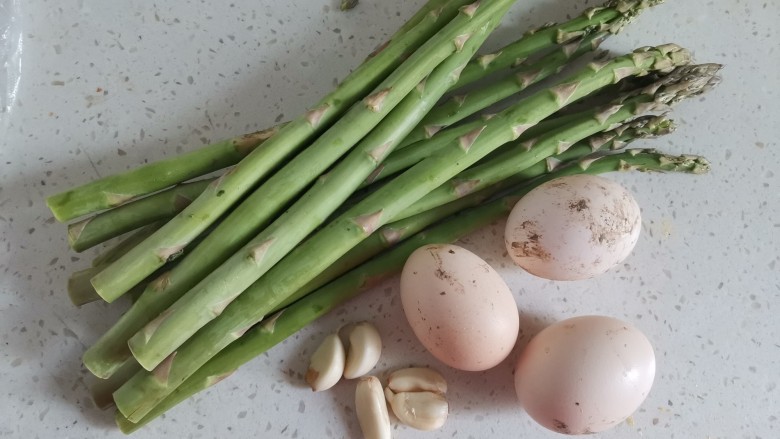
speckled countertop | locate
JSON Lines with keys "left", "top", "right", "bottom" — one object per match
{"left": 1, "top": 0, "right": 778, "bottom": 438}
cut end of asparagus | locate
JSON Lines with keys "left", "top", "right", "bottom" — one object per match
{"left": 67, "top": 218, "right": 91, "bottom": 252}
{"left": 68, "top": 267, "right": 102, "bottom": 306}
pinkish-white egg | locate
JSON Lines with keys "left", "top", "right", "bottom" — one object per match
{"left": 400, "top": 244, "right": 519, "bottom": 371}
{"left": 514, "top": 315, "right": 656, "bottom": 435}
{"left": 504, "top": 174, "right": 641, "bottom": 280}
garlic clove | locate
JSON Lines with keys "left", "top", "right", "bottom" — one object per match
{"left": 355, "top": 376, "right": 392, "bottom": 439}
{"left": 384, "top": 387, "right": 449, "bottom": 431}
{"left": 387, "top": 367, "right": 448, "bottom": 394}
{"left": 305, "top": 333, "right": 345, "bottom": 392}
{"left": 344, "top": 321, "right": 382, "bottom": 379}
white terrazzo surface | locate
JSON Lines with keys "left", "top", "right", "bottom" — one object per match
{"left": 1, "top": 0, "right": 778, "bottom": 438}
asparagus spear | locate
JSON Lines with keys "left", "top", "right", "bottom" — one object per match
{"left": 274, "top": 114, "right": 676, "bottom": 311}
{"left": 395, "top": 64, "right": 722, "bottom": 220}
{"left": 67, "top": 179, "right": 212, "bottom": 252}
{"left": 63, "top": 35, "right": 602, "bottom": 252}
{"left": 91, "top": 222, "right": 163, "bottom": 268}
{"left": 44, "top": 126, "right": 279, "bottom": 223}
{"left": 82, "top": 0, "right": 511, "bottom": 378}
{"left": 44, "top": 0, "right": 458, "bottom": 222}
{"left": 89, "top": 0, "right": 479, "bottom": 303}
{"left": 126, "top": 0, "right": 514, "bottom": 372}
{"left": 364, "top": 107, "right": 596, "bottom": 186}
{"left": 396, "top": 31, "right": 608, "bottom": 148}
{"left": 112, "top": 45, "right": 692, "bottom": 422}
{"left": 93, "top": 118, "right": 671, "bottom": 407}
{"left": 46, "top": 0, "right": 661, "bottom": 224}
{"left": 72, "top": 224, "right": 166, "bottom": 306}
{"left": 115, "top": 148, "right": 709, "bottom": 432}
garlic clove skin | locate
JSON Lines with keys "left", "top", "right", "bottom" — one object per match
{"left": 387, "top": 367, "right": 447, "bottom": 394}
{"left": 344, "top": 321, "right": 382, "bottom": 379}
{"left": 305, "top": 333, "right": 345, "bottom": 392}
{"left": 384, "top": 387, "right": 449, "bottom": 431}
{"left": 355, "top": 376, "right": 392, "bottom": 439}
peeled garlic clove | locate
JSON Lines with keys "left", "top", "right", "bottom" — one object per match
{"left": 305, "top": 333, "right": 345, "bottom": 391}
{"left": 387, "top": 367, "right": 447, "bottom": 394}
{"left": 384, "top": 387, "right": 448, "bottom": 431}
{"left": 356, "top": 376, "right": 392, "bottom": 439}
{"left": 344, "top": 321, "right": 382, "bottom": 379}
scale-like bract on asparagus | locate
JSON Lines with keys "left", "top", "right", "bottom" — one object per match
{"left": 89, "top": 0, "right": 478, "bottom": 304}
{"left": 114, "top": 148, "right": 710, "bottom": 433}
{"left": 126, "top": 0, "right": 516, "bottom": 373}
{"left": 112, "top": 44, "right": 692, "bottom": 422}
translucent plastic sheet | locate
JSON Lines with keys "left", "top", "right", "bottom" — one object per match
{"left": 1, "top": 0, "right": 22, "bottom": 130}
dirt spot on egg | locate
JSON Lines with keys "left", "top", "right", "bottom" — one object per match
{"left": 569, "top": 198, "right": 589, "bottom": 212}
{"left": 552, "top": 419, "right": 571, "bottom": 433}
{"left": 510, "top": 239, "right": 551, "bottom": 261}
{"left": 509, "top": 222, "right": 550, "bottom": 260}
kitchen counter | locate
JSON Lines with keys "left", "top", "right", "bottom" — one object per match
{"left": 1, "top": 0, "right": 778, "bottom": 437}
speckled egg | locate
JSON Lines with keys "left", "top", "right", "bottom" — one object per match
{"left": 504, "top": 174, "right": 642, "bottom": 281}
{"left": 514, "top": 315, "right": 656, "bottom": 435}
{"left": 400, "top": 244, "right": 519, "bottom": 371}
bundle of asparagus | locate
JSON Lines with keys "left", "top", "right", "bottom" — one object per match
{"left": 45, "top": 0, "right": 722, "bottom": 431}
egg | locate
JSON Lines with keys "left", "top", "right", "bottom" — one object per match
{"left": 400, "top": 244, "right": 519, "bottom": 371}
{"left": 514, "top": 315, "right": 656, "bottom": 435}
{"left": 504, "top": 174, "right": 641, "bottom": 280}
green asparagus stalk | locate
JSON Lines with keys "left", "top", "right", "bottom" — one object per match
{"left": 394, "top": 64, "right": 721, "bottom": 220}
{"left": 44, "top": 0, "right": 458, "bottom": 223}
{"left": 60, "top": 34, "right": 601, "bottom": 251}
{"left": 364, "top": 107, "right": 599, "bottom": 186}
{"left": 112, "top": 45, "right": 692, "bottom": 422}
{"left": 98, "top": 119, "right": 671, "bottom": 410}
{"left": 64, "top": 34, "right": 601, "bottom": 251}
{"left": 71, "top": 217, "right": 223, "bottom": 308}
{"left": 396, "top": 31, "right": 608, "bottom": 148}
{"left": 115, "top": 148, "right": 709, "bottom": 432}
{"left": 274, "top": 114, "right": 676, "bottom": 311}
{"left": 44, "top": 126, "right": 279, "bottom": 223}
{"left": 68, "top": 179, "right": 212, "bottom": 252}
{"left": 90, "top": 0, "right": 478, "bottom": 303}
{"left": 47, "top": 0, "right": 661, "bottom": 224}
{"left": 91, "top": 222, "right": 164, "bottom": 268}
{"left": 72, "top": 224, "right": 166, "bottom": 306}
{"left": 126, "top": 0, "right": 514, "bottom": 373}
{"left": 82, "top": 0, "right": 511, "bottom": 379}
